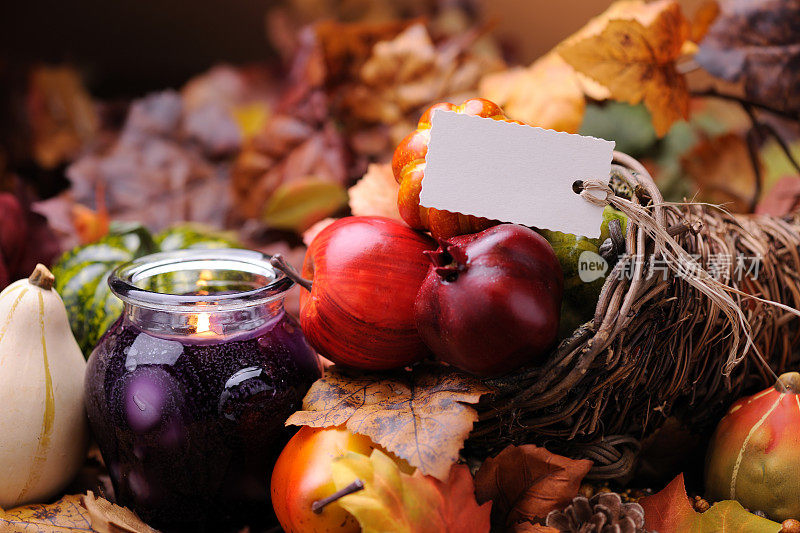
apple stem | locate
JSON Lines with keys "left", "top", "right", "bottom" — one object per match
{"left": 311, "top": 479, "right": 365, "bottom": 514}
{"left": 270, "top": 254, "right": 313, "bottom": 291}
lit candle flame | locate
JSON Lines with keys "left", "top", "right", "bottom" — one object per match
{"left": 194, "top": 312, "right": 212, "bottom": 334}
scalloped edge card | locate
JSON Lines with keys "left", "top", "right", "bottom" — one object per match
{"left": 420, "top": 110, "right": 615, "bottom": 238}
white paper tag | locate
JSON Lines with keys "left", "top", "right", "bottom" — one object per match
{"left": 420, "top": 110, "right": 615, "bottom": 238}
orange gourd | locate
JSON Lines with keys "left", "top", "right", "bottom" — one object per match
{"left": 391, "top": 98, "right": 523, "bottom": 239}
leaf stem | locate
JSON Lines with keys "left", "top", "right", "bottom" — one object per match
{"left": 311, "top": 480, "right": 365, "bottom": 514}
{"left": 269, "top": 254, "right": 313, "bottom": 291}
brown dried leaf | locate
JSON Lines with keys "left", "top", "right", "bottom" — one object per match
{"left": 0, "top": 492, "right": 158, "bottom": 533}
{"left": 62, "top": 89, "right": 235, "bottom": 234}
{"left": 336, "top": 19, "right": 503, "bottom": 127}
{"left": 0, "top": 495, "right": 91, "bottom": 532}
{"left": 681, "top": 133, "right": 759, "bottom": 213}
{"left": 286, "top": 364, "right": 490, "bottom": 481}
{"left": 348, "top": 163, "right": 402, "bottom": 220}
{"left": 479, "top": 52, "right": 586, "bottom": 134}
{"left": 314, "top": 19, "right": 412, "bottom": 82}
{"left": 696, "top": 0, "right": 800, "bottom": 114}
{"left": 82, "top": 491, "right": 159, "bottom": 533}
{"left": 232, "top": 112, "right": 347, "bottom": 222}
{"left": 361, "top": 24, "right": 437, "bottom": 87}
{"left": 474, "top": 445, "right": 593, "bottom": 530}
{"left": 557, "top": 0, "right": 691, "bottom": 136}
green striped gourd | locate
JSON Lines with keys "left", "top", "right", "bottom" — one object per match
{"left": 0, "top": 265, "right": 88, "bottom": 508}
{"left": 52, "top": 223, "right": 238, "bottom": 356}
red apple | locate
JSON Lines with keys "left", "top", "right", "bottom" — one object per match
{"left": 415, "top": 224, "right": 563, "bottom": 376}
{"left": 294, "top": 216, "right": 436, "bottom": 370}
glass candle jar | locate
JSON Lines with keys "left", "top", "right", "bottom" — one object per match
{"left": 84, "top": 249, "right": 321, "bottom": 530}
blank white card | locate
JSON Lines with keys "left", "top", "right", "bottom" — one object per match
{"left": 420, "top": 110, "right": 615, "bottom": 238}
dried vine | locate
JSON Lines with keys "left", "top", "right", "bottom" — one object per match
{"left": 468, "top": 151, "right": 800, "bottom": 479}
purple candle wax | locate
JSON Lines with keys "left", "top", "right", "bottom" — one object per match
{"left": 84, "top": 250, "right": 321, "bottom": 530}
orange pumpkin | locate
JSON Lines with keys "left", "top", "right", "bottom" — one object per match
{"left": 391, "top": 98, "right": 523, "bottom": 239}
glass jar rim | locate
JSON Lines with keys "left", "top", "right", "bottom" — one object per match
{"left": 109, "top": 248, "right": 294, "bottom": 312}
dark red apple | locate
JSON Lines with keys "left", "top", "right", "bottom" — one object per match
{"left": 415, "top": 224, "right": 563, "bottom": 376}
{"left": 292, "top": 216, "right": 436, "bottom": 370}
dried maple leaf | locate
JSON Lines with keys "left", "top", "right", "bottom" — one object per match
{"left": 340, "top": 22, "right": 503, "bottom": 127}
{"left": 639, "top": 474, "right": 780, "bottom": 532}
{"left": 0, "top": 495, "right": 93, "bottom": 532}
{"left": 81, "top": 491, "right": 159, "bottom": 533}
{"left": 286, "top": 364, "right": 490, "bottom": 480}
{"left": 331, "top": 449, "right": 491, "bottom": 533}
{"left": 696, "top": 0, "right": 800, "bottom": 114}
{"left": 348, "top": 163, "right": 402, "bottom": 220}
{"left": 681, "top": 133, "right": 759, "bottom": 213}
{"left": 557, "top": 0, "right": 691, "bottom": 136}
{"left": 474, "top": 444, "right": 592, "bottom": 530}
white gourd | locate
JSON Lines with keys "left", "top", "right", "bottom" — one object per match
{"left": 0, "top": 264, "right": 88, "bottom": 508}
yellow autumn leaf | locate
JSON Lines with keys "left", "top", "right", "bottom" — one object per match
{"left": 479, "top": 52, "right": 586, "bottom": 133}
{"left": 261, "top": 178, "right": 348, "bottom": 232}
{"left": 0, "top": 495, "right": 91, "bottom": 532}
{"left": 232, "top": 103, "right": 270, "bottom": 141}
{"left": 331, "top": 449, "right": 491, "bottom": 533}
{"left": 348, "top": 163, "right": 402, "bottom": 220}
{"left": 0, "top": 492, "right": 158, "bottom": 533}
{"left": 557, "top": 0, "right": 691, "bottom": 136}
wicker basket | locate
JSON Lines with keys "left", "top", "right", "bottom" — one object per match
{"left": 467, "top": 151, "right": 800, "bottom": 480}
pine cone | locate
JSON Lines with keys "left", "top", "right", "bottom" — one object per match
{"left": 546, "top": 492, "right": 647, "bottom": 533}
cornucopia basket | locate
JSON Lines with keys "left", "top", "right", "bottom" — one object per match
{"left": 467, "top": 151, "right": 800, "bottom": 480}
